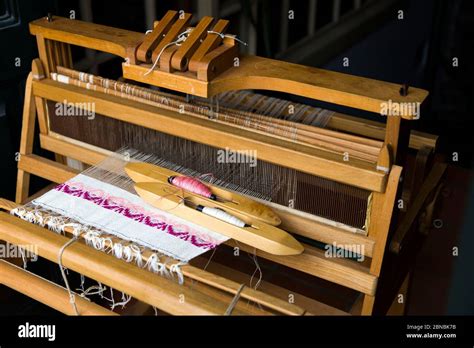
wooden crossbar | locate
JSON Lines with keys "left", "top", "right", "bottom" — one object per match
{"left": 32, "top": 78, "right": 388, "bottom": 192}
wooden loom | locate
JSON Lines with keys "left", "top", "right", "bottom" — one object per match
{"left": 0, "top": 12, "right": 446, "bottom": 315}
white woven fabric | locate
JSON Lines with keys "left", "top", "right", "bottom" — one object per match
{"left": 29, "top": 174, "right": 229, "bottom": 262}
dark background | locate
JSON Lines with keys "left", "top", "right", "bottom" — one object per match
{"left": 1, "top": 0, "right": 473, "bottom": 193}
{"left": 0, "top": 0, "right": 472, "bottom": 315}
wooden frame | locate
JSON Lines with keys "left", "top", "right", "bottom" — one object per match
{"left": 0, "top": 15, "right": 445, "bottom": 316}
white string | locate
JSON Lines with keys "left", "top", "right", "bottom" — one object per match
{"left": 201, "top": 206, "right": 246, "bottom": 227}
{"left": 110, "top": 293, "right": 132, "bottom": 311}
{"left": 130, "top": 245, "right": 144, "bottom": 267}
{"left": 169, "top": 262, "right": 186, "bottom": 285}
{"left": 78, "top": 283, "right": 106, "bottom": 298}
{"left": 108, "top": 287, "right": 116, "bottom": 309}
{"left": 144, "top": 253, "right": 170, "bottom": 277}
{"left": 18, "top": 248, "right": 27, "bottom": 269}
{"left": 98, "top": 282, "right": 105, "bottom": 299}
{"left": 248, "top": 248, "right": 263, "bottom": 291}
{"left": 79, "top": 274, "right": 85, "bottom": 292}
{"left": 58, "top": 236, "right": 81, "bottom": 316}
{"left": 144, "top": 28, "right": 194, "bottom": 76}
{"left": 207, "top": 31, "right": 248, "bottom": 46}
{"left": 234, "top": 241, "right": 264, "bottom": 311}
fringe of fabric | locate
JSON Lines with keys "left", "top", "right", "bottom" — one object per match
{"left": 11, "top": 204, "right": 186, "bottom": 285}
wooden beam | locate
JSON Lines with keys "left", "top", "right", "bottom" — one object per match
{"left": 367, "top": 165, "right": 403, "bottom": 276}
{"left": 192, "top": 258, "right": 348, "bottom": 315}
{"left": 16, "top": 73, "right": 36, "bottom": 203}
{"left": 361, "top": 165, "right": 403, "bottom": 315}
{"left": 124, "top": 56, "right": 428, "bottom": 118}
{"left": 18, "top": 154, "right": 79, "bottom": 183}
{"left": 327, "top": 114, "right": 438, "bottom": 151}
{"left": 29, "top": 16, "right": 427, "bottom": 116}
{"left": 231, "top": 241, "right": 377, "bottom": 296}
{"left": 0, "top": 260, "right": 116, "bottom": 316}
{"left": 30, "top": 16, "right": 143, "bottom": 60}
{"left": 33, "top": 78, "right": 388, "bottom": 192}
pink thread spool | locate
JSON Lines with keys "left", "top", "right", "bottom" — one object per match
{"left": 168, "top": 176, "right": 217, "bottom": 200}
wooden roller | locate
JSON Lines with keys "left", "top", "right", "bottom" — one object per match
{"left": 133, "top": 182, "right": 304, "bottom": 256}
{"left": 125, "top": 162, "right": 281, "bottom": 226}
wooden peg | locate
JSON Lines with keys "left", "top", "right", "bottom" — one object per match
{"left": 171, "top": 16, "right": 214, "bottom": 71}
{"left": 158, "top": 45, "right": 180, "bottom": 73}
{"left": 137, "top": 10, "right": 178, "bottom": 63}
{"left": 189, "top": 19, "right": 229, "bottom": 72}
{"left": 151, "top": 13, "right": 192, "bottom": 63}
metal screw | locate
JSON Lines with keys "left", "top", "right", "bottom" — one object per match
{"left": 433, "top": 219, "right": 443, "bottom": 229}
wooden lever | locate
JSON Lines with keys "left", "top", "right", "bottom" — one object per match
{"left": 137, "top": 10, "right": 177, "bottom": 63}
{"left": 151, "top": 12, "right": 192, "bottom": 63}
{"left": 172, "top": 16, "right": 215, "bottom": 71}
{"left": 188, "top": 19, "right": 230, "bottom": 72}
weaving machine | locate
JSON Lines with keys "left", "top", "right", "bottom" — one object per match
{"left": 0, "top": 11, "right": 447, "bottom": 316}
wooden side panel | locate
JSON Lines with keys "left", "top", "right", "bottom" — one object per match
{"left": 361, "top": 165, "right": 403, "bottom": 314}
{"left": 16, "top": 73, "right": 35, "bottom": 203}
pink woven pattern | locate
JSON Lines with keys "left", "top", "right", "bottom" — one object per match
{"left": 55, "top": 181, "right": 220, "bottom": 250}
